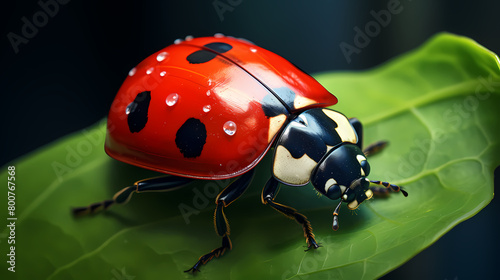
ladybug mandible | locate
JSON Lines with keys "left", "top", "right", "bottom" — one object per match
{"left": 74, "top": 34, "right": 408, "bottom": 273}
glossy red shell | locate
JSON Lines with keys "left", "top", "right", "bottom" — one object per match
{"left": 105, "top": 36, "right": 337, "bottom": 179}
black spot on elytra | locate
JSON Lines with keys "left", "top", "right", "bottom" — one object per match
{"left": 186, "top": 42, "right": 233, "bottom": 64}
{"left": 204, "top": 42, "right": 233, "bottom": 53}
{"left": 175, "top": 118, "right": 207, "bottom": 158}
{"left": 187, "top": 50, "right": 217, "bottom": 64}
{"left": 127, "top": 91, "right": 151, "bottom": 133}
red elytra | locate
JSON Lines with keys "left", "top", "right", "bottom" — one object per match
{"left": 105, "top": 35, "right": 337, "bottom": 179}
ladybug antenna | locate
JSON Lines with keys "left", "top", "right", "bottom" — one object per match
{"left": 332, "top": 200, "right": 342, "bottom": 231}
{"left": 369, "top": 180, "right": 408, "bottom": 197}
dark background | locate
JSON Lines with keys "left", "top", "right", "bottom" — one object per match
{"left": 2, "top": 0, "right": 499, "bottom": 279}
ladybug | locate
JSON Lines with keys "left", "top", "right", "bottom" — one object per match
{"left": 74, "top": 34, "right": 408, "bottom": 273}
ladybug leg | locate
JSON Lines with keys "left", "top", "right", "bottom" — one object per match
{"left": 72, "top": 176, "right": 193, "bottom": 216}
{"left": 261, "top": 177, "right": 320, "bottom": 251}
{"left": 368, "top": 186, "right": 392, "bottom": 198}
{"left": 369, "top": 181, "right": 408, "bottom": 197}
{"left": 363, "top": 141, "right": 388, "bottom": 157}
{"left": 184, "top": 170, "right": 254, "bottom": 273}
{"left": 349, "top": 117, "right": 388, "bottom": 157}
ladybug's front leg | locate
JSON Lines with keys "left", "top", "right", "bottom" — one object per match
{"left": 349, "top": 118, "right": 409, "bottom": 198}
{"left": 184, "top": 170, "right": 254, "bottom": 273}
{"left": 261, "top": 177, "right": 320, "bottom": 251}
{"left": 369, "top": 180, "right": 409, "bottom": 197}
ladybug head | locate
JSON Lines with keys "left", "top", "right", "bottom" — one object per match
{"left": 311, "top": 143, "right": 408, "bottom": 231}
{"left": 310, "top": 144, "right": 373, "bottom": 210}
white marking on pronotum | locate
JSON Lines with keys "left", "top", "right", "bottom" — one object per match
{"left": 273, "top": 145, "right": 317, "bottom": 185}
{"left": 322, "top": 109, "right": 357, "bottom": 144}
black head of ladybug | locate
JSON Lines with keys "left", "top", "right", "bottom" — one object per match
{"left": 311, "top": 144, "right": 373, "bottom": 210}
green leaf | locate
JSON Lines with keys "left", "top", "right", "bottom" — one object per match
{"left": 1, "top": 33, "right": 499, "bottom": 280}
